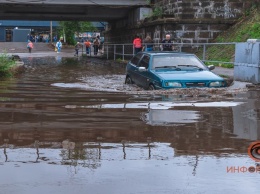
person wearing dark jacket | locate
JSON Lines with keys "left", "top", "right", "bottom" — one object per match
{"left": 93, "top": 38, "right": 100, "bottom": 56}
{"left": 161, "top": 34, "right": 174, "bottom": 51}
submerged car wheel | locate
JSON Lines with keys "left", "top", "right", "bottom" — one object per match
{"left": 125, "top": 76, "right": 133, "bottom": 84}
{"left": 148, "top": 84, "right": 155, "bottom": 90}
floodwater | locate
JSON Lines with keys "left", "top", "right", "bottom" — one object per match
{"left": 0, "top": 57, "right": 259, "bottom": 194}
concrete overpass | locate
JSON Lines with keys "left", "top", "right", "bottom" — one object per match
{"left": 0, "top": 0, "right": 148, "bottom": 21}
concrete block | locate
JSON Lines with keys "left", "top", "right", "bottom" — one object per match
{"left": 182, "top": 32, "right": 196, "bottom": 39}
{"left": 234, "top": 42, "right": 260, "bottom": 84}
{"left": 196, "top": 31, "right": 210, "bottom": 39}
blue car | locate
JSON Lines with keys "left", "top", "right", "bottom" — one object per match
{"left": 125, "top": 52, "right": 227, "bottom": 90}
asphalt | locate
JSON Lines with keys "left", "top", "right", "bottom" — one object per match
{"left": 212, "top": 66, "right": 234, "bottom": 78}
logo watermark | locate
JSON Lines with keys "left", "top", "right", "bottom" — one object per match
{"left": 248, "top": 141, "right": 260, "bottom": 162}
{"left": 227, "top": 165, "right": 260, "bottom": 173}
{"left": 226, "top": 141, "right": 260, "bottom": 173}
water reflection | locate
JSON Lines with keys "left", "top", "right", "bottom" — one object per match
{"left": 0, "top": 121, "right": 250, "bottom": 164}
{"left": 66, "top": 101, "right": 245, "bottom": 110}
{"left": 232, "top": 91, "right": 260, "bottom": 140}
{"left": 1, "top": 139, "right": 171, "bottom": 165}
{"left": 143, "top": 110, "right": 200, "bottom": 125}
{"left": 22, "top": 57, "right": 80, "bottom": 66}
{"left": 0, "top": 93, "right": 258, "bottom": 158}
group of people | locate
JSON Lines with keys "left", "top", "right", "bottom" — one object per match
{"left": 25, "top": 36, "right": 100, "bottom": 56}
{"left": 26, "top": 38, "right": 62, "bottom": 53}
{"left": 53, "top": 37, "right": 100, "bottom": 57}
{"left": 73, "top": 37, "right": 101, "bottom": 57}
{"left": 27, "top": 34, "right": 51, "bottom": 43}
{"left": 27, "top": 34, "right": 174, "bottom": 55}
{"left": 26, "top": 36, "right": 101, "bottom": 56}
{"left": 133, "top": 34, "right": 175, "bottom": 54}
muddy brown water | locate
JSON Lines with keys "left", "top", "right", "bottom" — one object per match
{"left": 0, "top": 57, "right": 259, "bottom": 194}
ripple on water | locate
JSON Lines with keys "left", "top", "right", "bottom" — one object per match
{"left": 52, "top": 75, "right": 249, "bottom": 100}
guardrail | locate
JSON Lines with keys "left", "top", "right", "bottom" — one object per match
{"left": 78, "top": 42, "right": 236, "bottom": 65}
{"left": 100, "top": 42, "right": 236, "bottom": 65}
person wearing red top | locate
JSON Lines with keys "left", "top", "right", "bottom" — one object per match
{"left": 133, "top": 35, "right": 142, "bottom": 54}
{"left": 84, "top": 39, "right": 91, "bottom": 55}
{"left": 27, "top": 41, "right": 34, "bottom": 53}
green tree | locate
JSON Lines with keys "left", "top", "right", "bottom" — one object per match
{"left": 58, "top": 21, "right": 97, "bottom": 45}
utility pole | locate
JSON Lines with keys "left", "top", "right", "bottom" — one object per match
{"left": 63, "top": 28, "right": 66, "bottom": 43}
{"left": 50, "top": 21, "right": 53, "bottom": 43}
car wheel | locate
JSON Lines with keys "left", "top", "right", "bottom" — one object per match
{"left": 125, "top": 76, "right": 133, "bottom": 84}
{"left": 148, "top": 84, "right": 155, "bottom": 90}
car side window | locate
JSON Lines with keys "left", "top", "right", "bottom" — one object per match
{"left": 130, "top": 53, "right": 143, "bottom": 66}
{"left": 138, "top": 55, "right": 150, "bottom": 69}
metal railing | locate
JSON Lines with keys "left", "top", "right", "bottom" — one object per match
{"left": 100, "top": 42, "right": 236, "bottom": 65}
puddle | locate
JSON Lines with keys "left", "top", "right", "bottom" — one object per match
{"left": 65, "top": 101, "right": 245, "bottom": 110}
{"left": 0, "top": 57, "right": 259, "bottom": 194}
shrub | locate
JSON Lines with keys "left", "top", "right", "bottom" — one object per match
{"left": 0, "top": 53, "right": 15, "bottom": 77}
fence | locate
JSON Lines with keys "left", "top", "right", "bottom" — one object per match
{"left": 100, "top": 42, "right": 236, "bottom": 65}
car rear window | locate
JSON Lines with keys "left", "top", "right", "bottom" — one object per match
{"left": 152, "top": 55, "right": 206, "bottom": 70}
{"left": 139, "top": 55, "right": 150, "bottom": 68}
{"left": 130, "top": 53, "right": 142, "bottom": 66}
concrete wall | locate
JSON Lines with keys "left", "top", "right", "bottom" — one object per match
{"left": 105, "top": 0, "right": 256, "bottom": 44}
{"left": 154, "top": 0, "right": 249, "bottom": 19}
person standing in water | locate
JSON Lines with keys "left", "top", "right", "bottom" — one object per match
{"left": 27, "top": 40, "right": 34, "bottom": 53}
{"left": 55, "top": 39, "right": 62, "bottom": 53}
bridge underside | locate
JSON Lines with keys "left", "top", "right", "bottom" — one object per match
{"left": 0, "top": 0, "right": 147, "bottom": 21}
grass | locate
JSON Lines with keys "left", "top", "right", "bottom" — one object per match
{"left": 218, "top": 74, "right": 231, "bottom": 79}
{"left": 215, "top": 8, "right": 260, "bottom": 43}
{"left": 198, "top": 8, "right": 260, "bottom": 65}
{"left": 205, "top": 61, "right": 234, "bottom": 68}
{"left": 116, "top": 58, "right": 127, "bottom": 63}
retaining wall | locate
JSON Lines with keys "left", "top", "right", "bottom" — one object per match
{"left": 105, "top": 0, "right": 256, "bottom": 44}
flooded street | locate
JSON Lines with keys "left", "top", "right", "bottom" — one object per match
{"left": 0, "top": 57, "right": 259, "bottom": 194}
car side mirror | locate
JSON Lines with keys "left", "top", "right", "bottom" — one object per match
{"left": 138, "top": 67, "right": 147, "bottom": 72}
{"left": 208, "top": 65, "right": 215, "bottom": 71}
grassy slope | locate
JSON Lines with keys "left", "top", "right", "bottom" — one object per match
{"left": 205, "top": 9, "right": 260, "bottom": 68}
{"left": 215, "top": 9, "right": 260, "bottom": 42}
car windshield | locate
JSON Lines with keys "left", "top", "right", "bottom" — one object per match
{"left": 152, "top": 55, "right": 207, "bottom": 70}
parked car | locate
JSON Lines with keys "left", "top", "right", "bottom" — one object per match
{"left": 125, "top": 52, "right": 227, "bottom": 90}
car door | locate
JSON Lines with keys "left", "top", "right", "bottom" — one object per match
{"left": 135, "top": 54, "right": 151, "bottom": 89}
{"left": 127, "top": 53, "right": 143, "bottom": 83}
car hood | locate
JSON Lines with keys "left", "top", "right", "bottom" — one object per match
{"left": 151, "top": 70, "right": 223, "bottom": 81}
